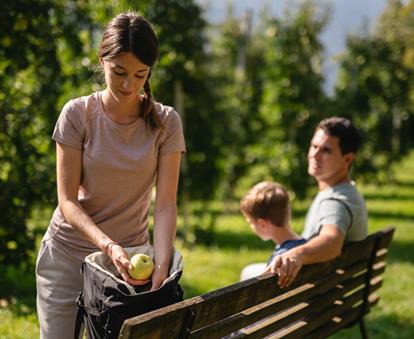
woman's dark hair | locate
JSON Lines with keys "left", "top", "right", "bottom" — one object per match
{"left": 98, "top": 12, "right": 162, "bottom": 129}
{"left": 317, "top": 117, "right": 361, "bottom": 154}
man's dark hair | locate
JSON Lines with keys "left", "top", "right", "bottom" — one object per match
{"left": 317, "top": 117, "right": 361, "bottom": 154}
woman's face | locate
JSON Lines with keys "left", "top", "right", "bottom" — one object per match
{"left": 100, "top": 52, "right": 150, "bottom": 104}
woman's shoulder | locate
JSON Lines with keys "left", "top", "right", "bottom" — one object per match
{"left": 153, "top": 101, "right": 182, "bottom": 128}
{"left": 62, "top": 92, "right": 99, "bottom": 113}
{"left": 60, "top": 92, "right": 100, "bottom": 123}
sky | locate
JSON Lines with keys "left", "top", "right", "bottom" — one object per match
{"left": 196, "top": 0, "right": 390, "bottom": 94}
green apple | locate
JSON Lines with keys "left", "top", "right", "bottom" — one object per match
{"left": 127, "top": 253, "right": 154, "bottom": 280}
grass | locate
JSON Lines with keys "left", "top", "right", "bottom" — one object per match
{"left": 1, "top": 152, "right": 413, "bottom": 338}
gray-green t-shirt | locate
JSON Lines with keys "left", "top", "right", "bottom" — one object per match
{"left": 302, "top": 182, "right": 368, "bottom": 241}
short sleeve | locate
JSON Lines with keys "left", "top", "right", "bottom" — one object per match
{"left": 159, "top": 108, "right": 186, "bottom": 155}
{"left": 52, "top": 99, "right": 85, "bottom": 150}
{"left": 318, "top": 199, "right": 352, "bottom": 235}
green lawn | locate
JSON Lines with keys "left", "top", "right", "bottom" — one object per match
{"left": 1, "top": 153, "right": 413, "bottom": 338}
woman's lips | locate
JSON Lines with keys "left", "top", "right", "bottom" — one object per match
{"left": 119, "top": 90, "right": 133, "bottom": 96}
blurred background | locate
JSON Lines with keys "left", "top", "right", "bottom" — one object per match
{"left": 1, "top": 0, "right": 413, "bottom": 337}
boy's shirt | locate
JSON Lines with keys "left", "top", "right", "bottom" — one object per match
{"left": 267, "top": 238, "right": 307, "bottom": 265}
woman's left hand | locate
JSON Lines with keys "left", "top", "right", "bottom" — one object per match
{"left": 150, "top": 265, "right": 168, "bottom": 291}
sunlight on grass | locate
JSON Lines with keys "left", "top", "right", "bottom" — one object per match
{"left": 0, "top": 308, "right": 39, "bottom": 339}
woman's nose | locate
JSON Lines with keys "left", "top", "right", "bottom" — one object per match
{"left": 122, "top": 76, "right": 135, "bottom": 89}
{"left": 122, "top": 79, "right": 129, "bottom": 89}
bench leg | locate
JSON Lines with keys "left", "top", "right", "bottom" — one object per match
{"left": 359, "top": 318, "right": 368, "bottom": 339}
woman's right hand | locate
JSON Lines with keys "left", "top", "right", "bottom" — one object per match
{"left": 107, "top": 243, "right": 151, "bottom": 286}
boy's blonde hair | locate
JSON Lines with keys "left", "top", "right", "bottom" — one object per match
{"left": 240, "top": 181, "right": 291, "bottom": 227}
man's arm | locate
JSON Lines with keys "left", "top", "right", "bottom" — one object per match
{"left": 265, "top": 224, "right": 345, "bottom": 288}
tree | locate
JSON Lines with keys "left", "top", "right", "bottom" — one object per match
{"left": 205, "top": 4, "right": 268, "bottom": 199}
{"left": 334, "top": 0, "right": 414, "bottom": 180}
{"left": 252, "top": 1, "right": 329, "bottom": 197}
{"left": 0, "top": 0, "right": 108, "bottom": 266}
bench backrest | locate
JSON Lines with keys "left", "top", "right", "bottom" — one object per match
{"left": 119, "top": 227, "right": 395, "bottom": 339}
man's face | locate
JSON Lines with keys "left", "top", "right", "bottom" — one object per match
{"left": 307, "top": 129, "right": 353, "bottom": 186}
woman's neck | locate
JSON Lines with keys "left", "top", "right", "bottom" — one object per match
{"left": 101, "top": 89, "right": 141, "bottom": 125}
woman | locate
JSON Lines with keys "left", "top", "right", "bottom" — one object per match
{"left": 36, "top": 12, "right": 185, "bottom": 338}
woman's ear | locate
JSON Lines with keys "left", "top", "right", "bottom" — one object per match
{"left": 99, "top": 57, "right": 104, "bottom": 67}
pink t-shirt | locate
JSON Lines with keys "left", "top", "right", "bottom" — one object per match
{"left": 47, "top": 92, "right": 186, "bottom": 259}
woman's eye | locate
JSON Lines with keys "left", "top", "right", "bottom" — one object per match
{"left": 136, "top": 75, "right": 145, "bottom": 79}
{"left": 114, "top": 71, "right": 125, "bottom": 76}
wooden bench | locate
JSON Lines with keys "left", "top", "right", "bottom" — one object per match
{"left": 119, "top": 227, "right": 395, "bottom": 338}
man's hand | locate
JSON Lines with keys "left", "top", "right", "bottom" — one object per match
{"left": 265, "top": 251, "right": 303, "bottom": 288}
{"left": 265, "top": 224, "right": 344, "bottom": 288}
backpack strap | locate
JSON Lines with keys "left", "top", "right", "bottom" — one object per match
{"left": 74, "top": 292, "right": 84, "bottom": 339}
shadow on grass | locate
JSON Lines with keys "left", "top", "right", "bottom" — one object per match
{"left": 368, "top": 211, "right": 414, "bottom": 221}
{"left": 394, "top": 178, "right": 414, "bottom": 189}
{"left": 193, "top": 227, "right": 414, "bottom": 267}
{"left": 363, "top": 192, "right": 414, "bottom": 201}
{"left": 180, "top": 283, "right": 205, "bottom": 300}
{"left": 388, "top": 239, "right": 414, "bottom": 264}
{"left": 362, "top": 177, "right": 414, "bottom": 200}
{"left": 0, "top": 264, "right": 37, "bottom": 315}
{"left": 292, "top": 208, "right": 414, "bottom": 221}
{"left": 194, "top": 228, "right": 274, "bottom": 251}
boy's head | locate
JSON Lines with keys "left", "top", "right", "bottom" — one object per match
{"left": 240, "top": 181, "right": 291, "bottom": 229}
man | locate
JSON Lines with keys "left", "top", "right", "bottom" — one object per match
{"left": 265, "top": 116, "right": 368, "bottom": 288}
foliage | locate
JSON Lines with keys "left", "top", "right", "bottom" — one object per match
{"left": 334, "top": 0, "right": 414, "bottom": 181}
{"left": 0, "top": 0, "right": 104, "bottom": 266}
{"left": 248, "top": 1, "right": 329, "bottom": 198}
{"left": 206, "top": 4, "right": 268, "bottom": 199}
{"left": 1, "top": 0, "right": 414, "bottom": 273}
{"left": 146, "top": 0, "right": 225, "bottom": 201}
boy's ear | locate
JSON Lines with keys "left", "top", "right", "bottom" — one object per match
{"left": 256, "top": 218, "right": 270, "bottom": 229}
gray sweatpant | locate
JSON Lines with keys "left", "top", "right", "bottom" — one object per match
{"left": 35, "top": 233, "right": 84, "bottom": 339}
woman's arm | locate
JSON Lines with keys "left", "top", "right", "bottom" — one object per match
{"left": 151, "top": 152, "right": 182, "bottom": 290}
{"left": 56, "top": 142, "right": 112, "bottom": 249}
{"left": 56, "top": 142, "right": 146, "bottom": 285}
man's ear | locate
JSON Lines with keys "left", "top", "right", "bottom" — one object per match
{"left": 344, "top": 152, "right": 355, "bottom": 168}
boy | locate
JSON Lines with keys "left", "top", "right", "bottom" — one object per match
{"left": 239, "top": 181, "right": 306, "bottom": 281}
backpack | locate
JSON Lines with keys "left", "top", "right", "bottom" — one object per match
{"left": 74, "top": 245, "right": 184, "bottom": 339}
